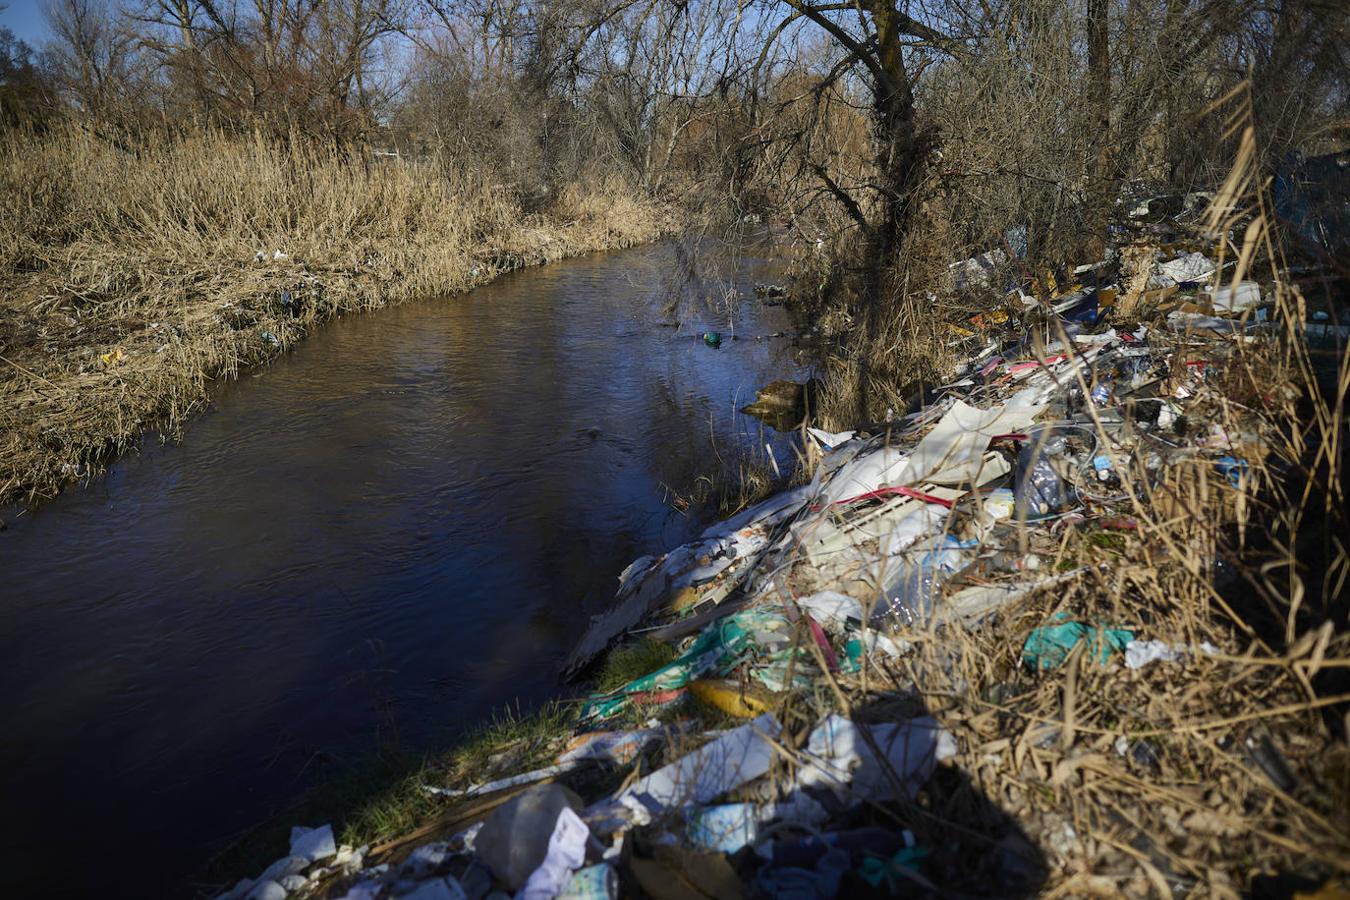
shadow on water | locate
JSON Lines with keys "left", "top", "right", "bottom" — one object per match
{"left": 0, "top": 238, "right": 807, "bottom": 897}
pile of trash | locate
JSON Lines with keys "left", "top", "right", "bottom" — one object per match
{"left": 216, "top": 221, "right": 1348, "bottom": 898}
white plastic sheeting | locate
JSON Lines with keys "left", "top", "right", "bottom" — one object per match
{"left": 617, "top": 714, "right": 782, "bottom": 819}
{"left": 905, "top": 388, "right": 1046, "bottom": 485}
{"left": 795, "top": 714, "right": 956, "bottom": 800}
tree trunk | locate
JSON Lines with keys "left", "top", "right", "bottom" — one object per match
{"left": 869, "top": 1, "right": 924, "bottom": 268}
{"left": 1085, "top": 0, "right": 1111, "bottom": 255}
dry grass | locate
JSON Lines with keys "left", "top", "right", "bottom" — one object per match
{"left": 0, "top": 125, "right": 667, "bottom": 506}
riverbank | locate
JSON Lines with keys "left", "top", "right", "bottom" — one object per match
{"left": 206, "top": 191, "right": 1350, "bottom": 898}
{"left": 0, "top": 126, "right": 668, "bottom": 508}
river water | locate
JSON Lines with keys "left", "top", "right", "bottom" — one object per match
{"left": 0, "top": 241, "right": 804, "bottom": 897}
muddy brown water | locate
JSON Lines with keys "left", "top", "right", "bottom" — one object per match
{"left": 0, "top": 241, "right": 805, "bottom": 897}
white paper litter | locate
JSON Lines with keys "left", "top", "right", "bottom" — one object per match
{"left": 1156, "top": 252, "right": 1215, "bottom": 286}
{"left": 807, "top": 427, "right": 857, "bottom": 450}
{"left": 290, "top": 824, "right": 336, "bottom": 863}
{"left": 1207, "top": 280, "right": 1261, "bottom": 313}
{"left": 797, "top": 591, "right": 863, "bottom": 625}
{"left": 517, "top": 807, "right": 590, "bottom": 900}
{"left": 1124, "top": 639, "right": 1220, "bottom": 669}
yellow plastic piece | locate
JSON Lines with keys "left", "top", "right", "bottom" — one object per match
{"left": 688, "top": 679, "right": 777, "bottom": 719}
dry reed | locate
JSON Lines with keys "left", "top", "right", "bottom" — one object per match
{"left": 0, "top": 126, "right": 667, "bottom": 507}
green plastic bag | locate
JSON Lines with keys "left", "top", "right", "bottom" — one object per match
{"left": 1022, "top": 612, "right": 1133, "bottom": 670}
{"left": 583, "top": 609, "right": 790, "bottom": 719}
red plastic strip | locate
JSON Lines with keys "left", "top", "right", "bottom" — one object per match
{"left": 830, "top": 485, "right": 957, "bottom": 509}
{"left": 804, "top": 614, "right": 839, "bottom": 671}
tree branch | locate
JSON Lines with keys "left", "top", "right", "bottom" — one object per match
{"left": 781, "top": 0, "right": 896, "bottom": 94}
{"left": 811, "top": 161, "right": 872, "bottom": 235}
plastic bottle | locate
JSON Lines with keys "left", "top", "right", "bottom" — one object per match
{"left": 873, "top": 536, "right": 972, "bottom": 627}
{"left": 1091, "top": 377, "right": 1113, "bottom": 406}
{"left": 1014, "top": 434, "right": 1070, "bottom": 519}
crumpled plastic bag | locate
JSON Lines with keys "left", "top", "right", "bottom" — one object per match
{"left": 795, "top": 713, "right": 956, "bottom": 800}
{"left": 1022, "top": 614, "right": 1134, "bottom": 670}
{"left": 1155, "top": 251, "right": 1216, "bottom": 287}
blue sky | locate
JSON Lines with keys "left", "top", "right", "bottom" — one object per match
{"left": 1, "top": 0, "right": 50, "bottom": 48}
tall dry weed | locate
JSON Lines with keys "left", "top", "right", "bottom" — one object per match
{"left": 0, "top": 126, "right": 665, "bottom": 506}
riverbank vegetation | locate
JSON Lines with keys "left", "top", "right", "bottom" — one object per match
{"left": 0, "top": 125, "right": 663, "bottom": 506}
{"left": 0, "top": 0, "right": 689, "bottom": 507}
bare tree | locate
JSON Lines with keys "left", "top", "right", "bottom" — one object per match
{"left": 129, "top": 0, "right": 408, "bottom": 139}
{"left": 42, "top": 0, "right": 139, "bottom": 119}
{"left": 1, "top": 23, "right": 54, "bottom": 129}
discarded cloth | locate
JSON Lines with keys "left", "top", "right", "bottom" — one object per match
{"left": 1022, "top": 614, "right": 1134, "bottom": 670}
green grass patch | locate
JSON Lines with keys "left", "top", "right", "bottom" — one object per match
{"left": 1085, "top": 530, "right": 1127, "bottom": 552}
{"left": 594, "top": 640, "right": 678, "bottom": 694}
{"left": 446, "top": 699, "right": 578, "bottom": 780}
{"left": 339, "top": 761, "right": 444, "bottom": 848}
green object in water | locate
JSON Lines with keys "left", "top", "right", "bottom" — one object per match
{"left": 703, "top": 331, "right": 722, "bottom": 347}
{"left": 1022, "top": 612, "right": 1133, "bottom": 670}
